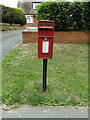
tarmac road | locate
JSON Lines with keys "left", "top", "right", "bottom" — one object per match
{"left": 0, "top": 30, "right": 23, "bottom": 59}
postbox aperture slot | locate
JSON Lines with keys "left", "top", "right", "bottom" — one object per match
{"left": 42, "top": 41, "right": 49, "bottom": 53}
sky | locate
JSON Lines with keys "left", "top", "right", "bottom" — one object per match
{"left": 0, "top": 0, "right": 74, "bottom": 8}
{"left": 0, "top": 0, "right": 19, "bottom": 8}
{"left": 0, "top": 0, "right": 86, "bottom": 8}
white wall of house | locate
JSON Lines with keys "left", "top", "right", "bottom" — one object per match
{"left": 25, "top": 15, "right": 34, "bottom": 23}
{"left": 33, "top": 3, "right": 41, "bottom": 9}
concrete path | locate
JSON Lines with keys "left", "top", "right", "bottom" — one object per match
{"left": 27, "top": 27, "right": 38, "bottom": 32}
{"left": 0, "top": 104, "right": 2, "bottom": 120}
{"left": 1, "top": 105, "right": 88, "bottom": 118}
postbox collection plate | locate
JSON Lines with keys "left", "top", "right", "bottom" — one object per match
{"left": 42, "top": 41, "right": 49, "bottom": 53}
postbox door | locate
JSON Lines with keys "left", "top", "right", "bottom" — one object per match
{"left": 48, "top": 37, "right": 53, "bottom": 59}
{"left": 38, "top": 37, "right": 53, "bottom": 59}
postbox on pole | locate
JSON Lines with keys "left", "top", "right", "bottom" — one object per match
{"left": 38, "top": 20, "right": 54, "bottom": 59}
{"left": 38, "top": 20, "right": 54, "bottom": 91}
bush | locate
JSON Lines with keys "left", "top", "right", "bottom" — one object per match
{"left": 37, "top": 2, "right": 90, "bottom": 31}
{"left": 37, "top": 2, "right": 70, "bottom": 31}
{"left": 14, "top": 8, "right": 26, "bottom": 25}
{"left": 69, "top": 2, "right": 84, "bottom": 31}
{"left": 83, "top": 2, "right": 90, "bottom": 30}
{"left": 0, "top": 4, "right": 2, "bottom": 23}
{"left": 0, "top": 4, "right": 26, "bottom": 25}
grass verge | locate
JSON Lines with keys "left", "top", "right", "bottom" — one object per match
{"left": 1, "top": 43, "right": 88, "bottom": 107}
{"left": 0, "top": 23, "right": 26, "bottom": 31}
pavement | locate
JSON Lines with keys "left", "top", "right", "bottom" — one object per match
{"left": 0, "top": 105, "right": 88, "bottom": 119}
{"left": 28, "top": 27, "right": 38, "bottom": 32}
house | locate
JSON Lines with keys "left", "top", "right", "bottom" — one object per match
{"left": 17, "top": 0, "right": 55, "bottom": 27}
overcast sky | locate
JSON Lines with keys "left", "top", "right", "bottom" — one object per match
{"left": 0, "top": 0, "right": 73, "bottom": 8}
{"left": 0, "top": 0, "right": 84, "bottom": 8}
{"left": 0, "top": 0, "right": 18, "bottom": 8}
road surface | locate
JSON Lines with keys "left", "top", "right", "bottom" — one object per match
{"left": 0, "top": 30, "right": 23, "bottom": 59}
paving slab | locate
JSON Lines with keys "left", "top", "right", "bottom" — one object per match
{"left": 0, "top": 104, "right": 2, "bottom": 120}
{"left": 1, "top": 105, "right": 88, "bottom": 118}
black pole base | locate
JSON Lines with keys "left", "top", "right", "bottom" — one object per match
{"left": 43, "top": 59, "right": 47, "bottom": 91}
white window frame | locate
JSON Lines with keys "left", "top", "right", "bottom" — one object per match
{"left": 33, "top": 3, "right": 41, "bottom": 10}
{"left": 25, "top": 15, "right": 34, "bottom": 23}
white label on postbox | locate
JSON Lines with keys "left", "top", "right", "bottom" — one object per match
{"left": 42, "top": 41, "right": 49, "bottom": 53}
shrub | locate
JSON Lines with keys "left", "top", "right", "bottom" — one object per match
{"left": 83, "top": 2, "right": 90, "bottom": 30}
{"left": 69, "top": 2, "right": 84, "bottom": 31}
{"left": 37, "top": 2, "right": 90, "bottom": 31}
{"left": 0, "top": 4, "right": 26, "bottom": 25}
{"left": 0, "top": 4, "right": 2, "bottom": 23}
{"left": 37, "top": 2, "right": 70, "bottom": 31}
{"left": 14, "top": 8, "right": 26, "bottom": 25}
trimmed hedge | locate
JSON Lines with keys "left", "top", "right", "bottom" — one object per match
{"left": 0, "top": 5, "right": 26, "bottom": 25}
{"left": 37, "top": 2, "right": 90, "bottom": 31}
{"left": 0, "top": 5, "right": 2, "bottom": 23}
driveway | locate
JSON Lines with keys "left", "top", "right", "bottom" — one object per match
{"left": 0, "top": 30, "right": 24, "bottom": 59}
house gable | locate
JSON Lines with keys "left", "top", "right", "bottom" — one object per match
{"left": 17, "top": 0, "right": 55, "bottom": 27}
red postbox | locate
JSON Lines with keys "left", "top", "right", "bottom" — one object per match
{"left": 38, "top": 20, "right": 54, "bottom": 59}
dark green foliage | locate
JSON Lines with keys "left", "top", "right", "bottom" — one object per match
{"left": 14, "top": 8, "right": 26, "bottom": 25}
{"left": 0, "top": 4, "right": 26, "bottom": 25}
{"left": 37, "top": 2, "right": 90, "bottom": 31}
{"left": 69, "top": 2, "right": 84, "bottom": 30}
{"left": 0, "top": 5, "right": 2, "bottom": 22}
{"left": 83, "top": 2, "right": 90, "bottom": 30}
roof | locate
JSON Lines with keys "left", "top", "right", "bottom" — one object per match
{"left": 17, "top": 0, "right": 59, "bottom": 15}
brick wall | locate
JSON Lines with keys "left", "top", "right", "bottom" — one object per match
{"left": 25, "top": 16, "right": 37, "bottom": 27}
{"left": 22, "top": 31, "right": 89, "bottom": 43}
{"left": 22, "top": 31, "right": 38, "bottom": 43}
{"left": 54, "top": 32, "right": 89, "bottom": 43}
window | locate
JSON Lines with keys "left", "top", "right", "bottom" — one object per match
{"left": 33, "top": 3, "right": 41, "bottom": 10}
{"left": 25, "top": 15, "right": 33, "bottom": 23}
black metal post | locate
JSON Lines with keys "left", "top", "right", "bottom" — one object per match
{"left": 43, "top": 59, "right": 47, "bottom": 91}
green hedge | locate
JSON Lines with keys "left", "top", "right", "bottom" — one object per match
{"left": 0, "top": 5, "right": 26, "bottom": 25}
{"left": 0, "top": 5, "right": 2, "bottom": 23}
{"left": 37, "top": 2, "right": 90, "bottom": 31}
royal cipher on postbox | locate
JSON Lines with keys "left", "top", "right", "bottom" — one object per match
{"left": 38, "top": 20, "right": 54, "bottom": 59}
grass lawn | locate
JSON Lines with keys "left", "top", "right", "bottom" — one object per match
{"left": 1, "top": 43, "right": 88, "bottom": 107}
{"left": 0, "top": 23, "right": 26, "bottom": 31}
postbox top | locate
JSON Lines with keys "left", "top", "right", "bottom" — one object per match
{"left": 38, "top": 20, "right": 54, "bottom": 23}
{"left": 38, "top": 20, "right": 54, "bottom": 29}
